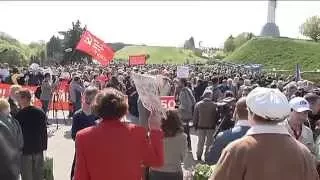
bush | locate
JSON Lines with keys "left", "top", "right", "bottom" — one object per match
{"left": 193, "top": 164, "right": 216, "bottom": 180}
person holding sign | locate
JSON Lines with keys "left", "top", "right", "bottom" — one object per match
{"left": 177, "top": 78, "right": 196, "bottom": 150}
{"left": 74, "top": 88, "right": 164, "bottom": 180}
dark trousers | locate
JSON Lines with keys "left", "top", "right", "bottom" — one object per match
{"left": 41, "top": 100, "right": 50, "bottom": 114}
{"left": 149, "top": 170, "right": 183, "bottom": 180}
{"left": 70, "top": 153, "right": 76, "bottom": 180}
{"left": 183, "top": 119, "right": 192, "bottom": 149}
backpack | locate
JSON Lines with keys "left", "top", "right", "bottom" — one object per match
{"left": 35, "top": 86, "right": 42, "bottom": 99}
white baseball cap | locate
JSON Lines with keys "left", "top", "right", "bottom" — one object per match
{"left": 289, "top": 97, "right": 311, "bottom": 112}
{"left": 246, "top": 87, "right": 290, "bottom": 121}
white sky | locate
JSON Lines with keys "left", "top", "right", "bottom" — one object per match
{"left": 0, "top": 1, "right": 320, "bottom": 48}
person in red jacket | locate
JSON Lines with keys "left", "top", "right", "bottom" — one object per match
{"left": 74, "top": 88, "right": 164, "bottom": 180}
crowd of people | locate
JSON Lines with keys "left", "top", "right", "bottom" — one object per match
{"left": 1, "top": 61, "right": 320, "bottom": 180}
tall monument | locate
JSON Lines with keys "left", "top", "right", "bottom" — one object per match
{"left": 261, "top": 0, "right": 280, "bottom": 37}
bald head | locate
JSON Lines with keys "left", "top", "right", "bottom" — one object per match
{"left": 235, "top": 97, "right": 248, "bottom": 120}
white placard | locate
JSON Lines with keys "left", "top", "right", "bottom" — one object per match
{"left": 131, "top": 73, "right": 165, "bottom": 118}
{"left": 177, "top": 66, "right": 189, "bottom": 78}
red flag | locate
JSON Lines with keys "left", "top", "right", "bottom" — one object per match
{"left": 129, "top": 55, "right": 146, "bottom": 66}
{"left": 76, "top": 30, "right": 114, "bottom": 66}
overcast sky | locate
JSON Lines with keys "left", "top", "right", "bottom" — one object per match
{"left": 0, "top": 1, "right": 320, "bottom": 48}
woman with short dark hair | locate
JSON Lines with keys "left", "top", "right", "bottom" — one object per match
{"left": 149, "top": 110, "right": 187, "bottom": 180}
{"left": 74, "top": 88, "right": 164, "bottom": 180}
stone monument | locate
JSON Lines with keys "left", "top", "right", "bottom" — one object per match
{"left": 261, "top": 0, "right": 280, "bottom": 37}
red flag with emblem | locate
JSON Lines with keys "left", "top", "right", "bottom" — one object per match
{"left": 76, "top": 30, "right": 114, "bottom": 66}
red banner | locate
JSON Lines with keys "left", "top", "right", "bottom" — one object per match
{"left": 129, "top": 55, "right": 146, "bottom": 66}
{"left": 160, "top": 96, "right": 176, "bottom": 109}
{"left": 76, "top": 30, "right": 114, "bottom": 66}
{"left": 0, "top": 83, "right": 69, "bottom": 110}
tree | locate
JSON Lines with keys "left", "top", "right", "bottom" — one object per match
{"left": 233, "top": 32, "right": 254, "bottom": 48}
{"left": 58, "top": 20, "right": 91, "bottom": 64}
{"left": 224, "top": 35, "right": 236, "bottom": 52}
{"left": 300, "top": 16, "right": 320, "bottom": 42}
{"left": 46, "top": 36, "right": 63, "bottom": 62}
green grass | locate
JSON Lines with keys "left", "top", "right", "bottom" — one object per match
{"left": 225, "top": 37, "right": 320, "bottom": 71}
{"left": 115, "top": 46, "right": 206, "bottom": 64}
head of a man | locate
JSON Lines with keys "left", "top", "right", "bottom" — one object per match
{"left": 304, "top": 93, "right": 320, "bottom": 115}
{"left": 246, "top": 87, "right": 290, "bottom": 125}
{"left": 16, "top": 89, "right": 32, "bottom": 108}
{"left": 178, "top": 78, "right": 187, "bottom": 88}
{"left": 83, "top": 86, "right": 99, "bottom": 106}
{"left": 201, "top": 90, "right": 213, "bottom": 100}
{"left": 211, "top": 76, "right": 219, "bottom": 86}
{"left": 289, "top": 97, "right": 311, "bottom": 124}
{"left": 234, "top": 97, "right": 248, "bottom": 121}
{"left": 9, "top": 85, "right": 22, "bottom": 101}
{"left": 0, "top": 98, "right": 11, "bottom": 116}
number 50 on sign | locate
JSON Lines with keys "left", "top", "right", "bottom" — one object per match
{"left": 160, "top": 96, "right": 176, "bottom": 109}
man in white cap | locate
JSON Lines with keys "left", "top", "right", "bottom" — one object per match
{"left": 283, "top": 97, "right": 315, "bottom": 153}
{"left": 210, "top": 87, "right": 318, "bottom": 180}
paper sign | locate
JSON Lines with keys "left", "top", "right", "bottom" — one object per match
{"left": 177, "top": 66, "right": 189, "bottom": 78}
{"left": 131, "top": 73, "right": 165, "bottom": 118}
{"left": 160, "top": 96, "right": 176, "bottom": 109}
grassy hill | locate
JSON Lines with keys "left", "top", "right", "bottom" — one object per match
{"left": 114, "top": 46, "right": 206, "bottom": 64}
{"left": 225, "top": 37, "right": 320, "bottom": 71}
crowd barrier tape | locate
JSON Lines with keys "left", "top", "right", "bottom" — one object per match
{"left": 0, "top": 83, "right": 69, "bottom": 110}
{"left": 0, "top": 83, "right": 177, "bottom": 111}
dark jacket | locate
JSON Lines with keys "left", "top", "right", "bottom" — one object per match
{"left": 193, "top": 98, "right": 219, "bottom": 129}
{"left": 194, "top": 82, "right": 207, "bottom": 102}
{"left": 128, "top": 90, "right": 139, "bottom": 117}
{"left": 205, "top": 123, "right": 250, "bottom": 165}
{"left": 8, "top": 98, "right": 19, "bottom": 119}
{"left": 16, "top": 106, "right": 47, "bottom": 155}
{"left": 0, "top": 114, "right": 23, "bottom": 180}
{"left": 71, "top": 110, "right": 98, "bottom": 140}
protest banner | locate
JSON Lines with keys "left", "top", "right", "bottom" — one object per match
{"left": 177, "top": 66, "right": 189, "bottom": 78}
{"left": 0, "top": 83, "right": 69, "bottom": 110}
{"left": 76, "top": 30, "right": 114, "bottom": 66}
{"left": 131, "top": 73, "right": 165, "bottom": 119}
{"left": 129, "top": 55, "right": 146, "bottom": 66}
{"left": 160, "top": 96, "right": 176, "bottom": 109}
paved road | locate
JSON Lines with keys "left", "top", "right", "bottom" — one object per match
{"left": 46, "top": 113, "right": 201, "bottom": 180}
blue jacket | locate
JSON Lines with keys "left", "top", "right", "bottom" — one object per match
{"left": 205, "top": 125, "right": 250, "bottom": 165}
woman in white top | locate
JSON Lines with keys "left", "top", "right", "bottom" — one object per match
{"left": 149, "top": 110, "right": 187, "bottom": 180}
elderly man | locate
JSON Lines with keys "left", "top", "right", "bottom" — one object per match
{"left": 210, "top": 87, "right": 318, "bottom": 180}
{"left": 283, "top": 97, "right": 315, "bottom": 154}
{"left": 205, "top": 97, "right": 250, "bottom": 165}
{"left": 193, "top": 90, "right": 219, "bottom": 161}
{"left": 304, "top": 93, "right": 320, "bottom": 133}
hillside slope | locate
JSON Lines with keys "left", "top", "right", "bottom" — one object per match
{"left": 225, "top": 37, "right": 320, "bottom": 71}
{"left": 115, "top": 46, "right": 205, "bottom": 64}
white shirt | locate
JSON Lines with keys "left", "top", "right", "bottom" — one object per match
{"left": 246, "top": 124, "right": 290, "bottom": 136}
{"left": 235, "top": 120, "right": 250, "bottom": 127}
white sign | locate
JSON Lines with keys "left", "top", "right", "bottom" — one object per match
{"left": 131, "top": 73, "right": 165, "bottom": 118}
{"left": 177, "top": 66, "right": 189, "bottom": 78}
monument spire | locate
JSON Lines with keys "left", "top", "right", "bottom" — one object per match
{"left": 267, "top": 0, "right": 276, "bottom": 23}
{"left": 261, "top": 0, "right": 280, "bottom": 37}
